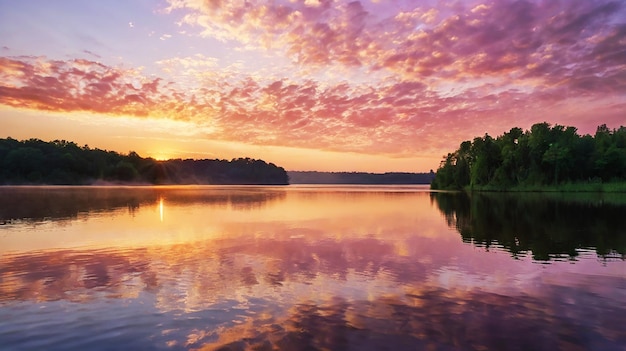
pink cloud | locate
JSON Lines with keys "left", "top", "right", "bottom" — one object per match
{"left": 0, "top": 57, "right": 197, "bottom": 119}
{"left": 1, "top": 51, "right": 624, "bottom": 160}
{"left": 168, "top": 0, "right": 625, "bottom": 93}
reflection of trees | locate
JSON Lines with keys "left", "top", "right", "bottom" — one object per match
{"left": 431, "top": 192, "right": 626, "bottom": 261}
{"left": 0, "top": 187, "right": 286, "bottom": 222}
{"left": 0, "top": 187, "right": 152, "bottom": 223}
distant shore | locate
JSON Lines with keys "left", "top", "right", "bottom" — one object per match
{"left": 288, "top": 171, "right": 435, "bottom": 184}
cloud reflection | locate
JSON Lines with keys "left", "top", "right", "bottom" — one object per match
{"left": 193, "top": 286, "right": 625, "bottom": 351}
{"left": 2, "top": 236, "right": 624, "bottom": 350}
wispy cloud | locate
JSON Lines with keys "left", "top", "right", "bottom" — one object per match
{"left": 83, "top": 50, "right": 101, "bottom": 59}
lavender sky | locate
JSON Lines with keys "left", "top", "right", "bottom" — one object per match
{"left": 1, "top": 0, "right": 624, "bottom": 171}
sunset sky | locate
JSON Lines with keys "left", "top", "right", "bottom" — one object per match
{"left": 1, "top": 0, "right": 624, "bottom": 172}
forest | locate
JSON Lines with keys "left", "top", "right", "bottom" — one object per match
{"left": 431, "top": 123, "right": 626, "bottom": 190}
{"left": 288, "top": 171, "right": 435, "bottom": 184}
{"left": 0, "top": 138, "right": 289, "bottom": 185}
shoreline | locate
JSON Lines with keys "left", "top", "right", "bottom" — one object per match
{"left": 463, "top": 181, "right": 626, "bottom": 193}
{"left": 430, "top": 181, "right": 626, "bottom": 193}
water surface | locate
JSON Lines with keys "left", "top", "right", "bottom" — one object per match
{"left": 0, "top": 186, "right": 624, "bottom": 350}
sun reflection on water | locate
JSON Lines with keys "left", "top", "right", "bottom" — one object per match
{"left": 159, "top": 197, "right": 164, "bottom": 222}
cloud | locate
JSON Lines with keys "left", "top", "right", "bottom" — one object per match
{"left": 166, "top": 0, "right": 381, "bottom": 67}
{"left": 156, "top": 54, "right": 219, "bottom": 69}
{"left": 82, "top": 50, "right": 101, "bottom": 59}
{"left": 0, "top": 56, "right": 190, "bottom": 119}
{"left": 0, "top": 50, "right": 624, "bottom": 159}
{"left": 377, "top": 0, "right": 626, "bottom": 89}
{"left": 166, "top": 0, "right": 626, "bottom": 90}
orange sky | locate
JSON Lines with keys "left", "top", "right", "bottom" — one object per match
{"left": 0, "top": 0, "right": 624, "bottom": 172}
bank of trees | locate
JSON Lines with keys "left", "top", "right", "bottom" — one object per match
{"left": 431, "top": 123, "right": 626, "bottom": 190}
{"left": 0, "top": 138, "right": 289, "bottom": 185}
{"left": 288, "top": 171, "right": 435, "bottom": 184}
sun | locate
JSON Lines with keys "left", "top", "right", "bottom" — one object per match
{"left": 151, "top": 151, "right": 172, "bottom": 161}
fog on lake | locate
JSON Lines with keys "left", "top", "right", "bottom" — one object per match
{"left": 0, "top": 186, "right": 624, "bottom": 350}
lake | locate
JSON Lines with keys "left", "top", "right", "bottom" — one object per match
{"left": 0, "top": 185, "right": 624, "bottom": 350}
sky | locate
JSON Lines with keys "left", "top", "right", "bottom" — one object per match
{"left": 0, "top": 0, "right": 624, "bottom": 172}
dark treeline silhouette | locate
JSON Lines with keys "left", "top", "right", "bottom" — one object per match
{"left": 0, "top": 138, "right": 289, "bottom": 185}
{"left": 288, "top": 171, "right": 435, "bottom": 184}
{"left": 431, "top": 123, "right": 626, "bottom": 190}
{"left": 431, "top": 192, "right": 626, "bottom": 261}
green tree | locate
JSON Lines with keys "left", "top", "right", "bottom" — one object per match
{"left": 431, "top": 122, "right": 626, "bottom": 190}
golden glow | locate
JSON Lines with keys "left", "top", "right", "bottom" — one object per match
{"left": 159, "top": 197, "right": 164, "bottom": 222}
{"left": 0, "top": 186, "right": 444, "bottom": 254}
{"left": 0, "top": 107, "right": 438, "bottom": 172}
{"left": 152, "top": 153, "right": 171, "bottom": 161}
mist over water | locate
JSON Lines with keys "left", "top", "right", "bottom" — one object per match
{"left": 0, "top": 186, "right": 624, "bottom": 350}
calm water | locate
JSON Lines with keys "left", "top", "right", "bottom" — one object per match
{"left": 0, "top": 186, "right": 624, "bottom": 351}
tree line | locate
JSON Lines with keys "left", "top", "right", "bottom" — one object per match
{"left": 0, "top": 138, "right": 289, "bottom": 185}
{"left": 288, "top": 171, "right": 435, "bottom": 184}
{"left": 431, "top": 123, "right": 626, "bottom": 190}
